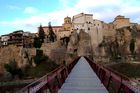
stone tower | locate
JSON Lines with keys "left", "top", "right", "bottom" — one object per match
{"left": 63, "top": 16, "right": 72, "bottom": 31}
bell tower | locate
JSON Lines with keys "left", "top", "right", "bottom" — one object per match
{"left": 63, "top": 16, "right": 72, "bottom": 31}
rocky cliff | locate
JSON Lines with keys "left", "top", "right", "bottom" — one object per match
{"left": 67, "top": 30, "right": 92, "bottom": 57}
{"left": 67, "top": 31, "right": 79, "bottom": 53}
{"left": 0, "top": 45, "right": 36, "bottom": 74}
{"left": 77, "top": 30, "right": 92, "bottom": 56}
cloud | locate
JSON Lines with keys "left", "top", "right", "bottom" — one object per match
{"left": 24, "top": 7, "right": 39, "bottom": 14}
{"left": 0, "top": 8, "right": 79, "bottom": 33}
{"left": 76, "top": 0, "right": 121, "bottom": 8}
{"left": 1, "top": 0, "right": 140, "bottom": 35}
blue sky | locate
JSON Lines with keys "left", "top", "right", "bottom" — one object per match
{"left": 0, "top": 0, "right": 140, "bottom": 35}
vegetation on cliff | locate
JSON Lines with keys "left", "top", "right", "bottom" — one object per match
{"left": 108, "top": 63, "right": 140, "bottom": 78}
{"left": 4, "top": 59, "right": 23, "bottom": 79}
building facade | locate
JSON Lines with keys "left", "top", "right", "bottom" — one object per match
{"left": 0, "top": 31, "right": 34, "bottom": 47}
{"left": 23, "top": 32, "right": 33, "bottom": 48}
{"left": 42, "top": 16, "right": 72, "bottom": 40}
{"left": 8, "top": 30, "right": 23, "bottom": 46}
{"left": 72, "top": 13, "right": 93, "bottom": 33}
{"left": 62, "top": 16, "right": 72, "bottom": 31}
{"left": 113, "top": 15, "right": 130, "bottom": 29}
{"left": 72, "top": 13, "right": 104, "bottom": 46}
{"left": 42, "top": 26, "right": 62, "bottom": 36}
{"left": 58, "top": 16, "right": 72, "bottom": 39}
{"left": 1, "top": 34, "right": 10, "bottom": 46}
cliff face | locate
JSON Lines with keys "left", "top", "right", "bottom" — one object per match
{"left": 67, "top": 30, "right": 92, "bottom": 57}
{"left": 67, "top": 31, "right": 79, "bottom": 53}
{"left": 0, "top": 45, "right": 36, "bottom": 74}
{"left": 41, "top": 41, "right": 66, "bottom": 64}
{"left": 41, "top": 41, "right": 61, "bottom": 57}
{"left": 0, "top": 41, "right": 65, "bottom": 74}
{"left": 77, "top": 30, "right": 92, "bottom": 56}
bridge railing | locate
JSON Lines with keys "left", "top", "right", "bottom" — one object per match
{"left": 16, "top": 57, "right": 80, "bottom": 93}
{"left": 84, "top": 56, "right": 140, "bottom": 93}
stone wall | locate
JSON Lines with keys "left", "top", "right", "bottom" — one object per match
{"left": 41, "top": 41, "right": 62, "bottom": 57}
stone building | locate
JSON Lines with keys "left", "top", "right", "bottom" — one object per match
{"left": 71, "top": 13, "right": 105, "bottom": 56}
{"left": 8, "top": 30, "right": 23, "bottom": 46}
{"left": 90, "top": 19, "right": 104, "bottom": 46}
{"left": 23, "top": 32, "right": 33, "bottom": 48}
{"left": 72, "top": 13, "right": 93, "bottom": 33}
{"left": 42, "top": 26, "right": 62, "bottom": 39}
{"left": 1, "top": 34, "right": 10, "bottom": 46}
{"left": 58, "top": 16, "right": 72, "bottom": 39}
{"left": 113, "top": 15, "right": 130, "bottom": 29}
{"left": 71, "top": 13, "right": 106, "bottom": 46}
{"left": 2, "top": 31, "right": 33, "bottom": 47}
{"left": 62, "top": 16, "right": 72, "bottom": 31}
{"left": 42, "top": 16, "right": 72, "bottom": 40}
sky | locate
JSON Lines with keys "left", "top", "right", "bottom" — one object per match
{"left": 0, "top": 0, "right": 140, "bottom": 35}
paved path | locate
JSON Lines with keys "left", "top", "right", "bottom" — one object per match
{"left": 59, "top": 57, "right": 108, "bottom": 93}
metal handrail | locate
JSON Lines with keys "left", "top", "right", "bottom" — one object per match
{"left": 84, "top": 56, "right": 140, "bottom": 93}
{"left": 16, "top": 56, "right": 80, "bottom": 93}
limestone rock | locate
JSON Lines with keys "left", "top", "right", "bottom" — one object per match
{"left": 67, "top": 31, "right": 79, "bottom": 52}
{"left": 77, "top": 30, "right": 92, "bottom": 56}
{"left": 67, "top": 30, "right": 92, "bottom": 57}
{"left": 41, "top": 41, "right": 62, "bottom": 57}
{"left": 0, "top": 45, "right": 36, "bottom": 74}
{"left": 50, "top": 47, "right": 66, "bottom": 64}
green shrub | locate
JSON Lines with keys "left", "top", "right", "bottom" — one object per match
{"left": 34, "top": 55, "right": 48, "bottom": 65}
{"left": 109, "top": 63, "right": 140, "bottom": 78}
{"left": 4, "top": 60, "right": 23, "bottom": 79}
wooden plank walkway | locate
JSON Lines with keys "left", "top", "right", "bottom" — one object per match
{"left": 58, "top": 57, "right": 108, "bottom": 93}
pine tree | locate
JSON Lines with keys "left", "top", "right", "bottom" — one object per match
{"left": 48, "top": 22, "right": 56, "bottom": 42}
{"left": 33, "top": 36, "right": 42, "bottom": 49}
{"left": 38, "top": 24, "right": 45, "bottom": 43}
{"left": 130, "top": 38, "right": 135, "bottom": 55}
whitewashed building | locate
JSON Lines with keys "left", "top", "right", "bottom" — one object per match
{"left": 72, "top": 13, "right": 93, "bottom": 33}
